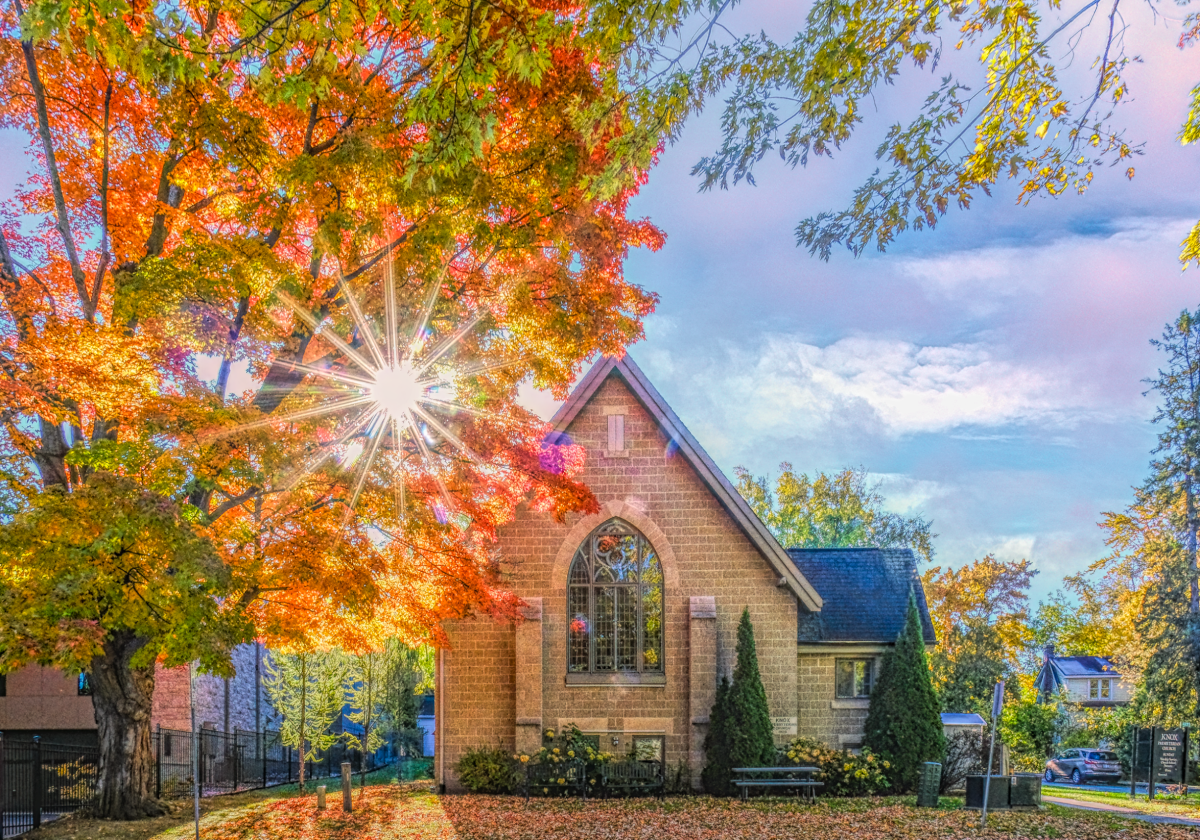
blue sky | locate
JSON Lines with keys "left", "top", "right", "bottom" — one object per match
{"left": 523, "top": 1, "right": 1200, "bottom": 601}
{"left": 3, "top": 2, "right": 1197, "bottom": 604}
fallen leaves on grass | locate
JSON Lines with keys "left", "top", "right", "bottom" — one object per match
{"left": 442, "top": 795, "right": 1193, "bottom": 840}
{"left": 153, "top": 784, "right": 455, "bottom": 840}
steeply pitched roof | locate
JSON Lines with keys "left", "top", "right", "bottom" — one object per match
{"left": 786, "top": 548, "right": 936, "bottom": 644}
{"left": 550, "top": 355, "right": 822, "bottom": 611}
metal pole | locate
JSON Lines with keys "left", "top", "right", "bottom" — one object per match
{"left": 1130, "top": 726, "right": 1138, "bottom": 799}
{"left": 981, "top": 681, "right": 1005, "bottom": 829}
{"left": 32, "top": 736, "right": 41, "bottom": 830}
{"left": 191, "top": 663, "right": 200, "bottom": 840}
{"left": 0, "top": 731, "right": 7, "bottom": 836}
{"left": 1149, "top": 727, "right": 1157, "bottom": 800}
{"left": 156, "top": 724, "right": 162, "bottom": 800}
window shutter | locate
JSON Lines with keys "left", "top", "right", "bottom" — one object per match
{"left": 608, "top": 414, "right": 625, "bottom": 451}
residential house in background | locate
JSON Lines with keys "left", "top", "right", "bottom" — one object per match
{"left": 1034, "top": 645, "right": 1130, "bottom": 707}
{"left": 0, "top": 643, "right": 276, "bottom": 745}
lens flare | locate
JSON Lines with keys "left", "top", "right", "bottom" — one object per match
{"left": 369, "top": 361, "right": 424, "bottom": 421}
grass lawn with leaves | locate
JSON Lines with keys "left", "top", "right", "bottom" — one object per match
{"left": 28, "top": 783, "right": 1199, "bottom": 840}
{"left": 1044, "top": 785, "right": 1200, "bottom": 819}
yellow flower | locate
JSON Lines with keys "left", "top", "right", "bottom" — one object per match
{"left": 553, "top": 748, "right": 560, "bottom": 754}
{"left": 568, "top": 750, "right": 575, "bottom": 757}
{"left": 545, "top": 729, "right": 555, "bottom": 738}
{"left": 520, "top": 755, "right": 530, "bottom": 763}
{"left": 557, "top": 777, "right": 566, "bottom": 785}
{"left": 844, "top": 763, "right": 852, "bottom": 771}
{"left": 883, "top": 761, "right": 891, "bottom": 769}
{"left": 543, "top": 787, "right": 549, "bottom": 794}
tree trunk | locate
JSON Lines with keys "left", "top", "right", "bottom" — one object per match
{"left": 88, "top": 631, "right": 166, "bottom": 819}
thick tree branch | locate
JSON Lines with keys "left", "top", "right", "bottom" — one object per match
{"left": 15, "top": 0, "right": 89, "bottom": 313}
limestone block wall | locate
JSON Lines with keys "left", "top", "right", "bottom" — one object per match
{"left": 437, "top": 371, "right": 800, "bottom": 791}
{"left": 191, "top": 643, "right": 274, "bottom": 733}
{"left": 796, "top": 647, "right": 886, "bottom": 748}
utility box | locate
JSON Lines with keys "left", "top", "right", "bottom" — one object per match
{"left": 965, "top": 775, "right": 1010, "bottom": 810}
{"left": 1009, "top": 773, "right": 1043, "bottom": 809}
{"left": 916, "top": 762, "right": 942, "bottom": 807}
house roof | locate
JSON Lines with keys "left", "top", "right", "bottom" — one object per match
{"left": 786, "top": 548, "right": 937, "bottom": 644}
{"left": 941, "top": 713, "right": 987, "bottom": 727}
{"left": 550, "top": 354, "right": 823, "bottom": 611}
{"left": 1050, "top": 656, "right": 1121, "bottom": 677}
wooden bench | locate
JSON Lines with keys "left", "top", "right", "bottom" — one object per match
{"left": 524, "top": 758, "right": 587, "bottom": 801}
{"left": 600, "top": 760, "right": 664, "bottom": 799}
{"left": 732, "top": 766, "right": 822, "bottom": 801}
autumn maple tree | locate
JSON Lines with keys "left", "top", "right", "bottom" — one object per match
{"left": 0, "top": 0, "right": 720, "bottom": 818}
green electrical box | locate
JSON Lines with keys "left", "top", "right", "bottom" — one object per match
{"left": 916, "top": 762, "right": 941, "bottom": 807}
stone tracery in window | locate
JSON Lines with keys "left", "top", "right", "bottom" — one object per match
{"left": 567, "top": 519, "right": 663, "bottom": 674}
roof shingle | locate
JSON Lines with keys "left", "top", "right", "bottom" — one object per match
{"left": 786, "top": 548, "right": 937, "bottom": 644}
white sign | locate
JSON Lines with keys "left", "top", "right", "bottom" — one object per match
{"left": 772, "top": 716, "right": 798, "bottom": 736}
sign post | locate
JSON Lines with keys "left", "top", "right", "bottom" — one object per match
{"left": 981, "top": 681, "right": 1005, "bottom": 828}
{"left": 1129, "top": 725, "right": 1138, "bottom": 799}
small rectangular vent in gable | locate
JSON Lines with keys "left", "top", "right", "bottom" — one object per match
{"left": 608, "top": 414, "right": 625, "bottom": 451}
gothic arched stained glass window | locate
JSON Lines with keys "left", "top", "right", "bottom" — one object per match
{"left": 567, "top": 519, "right": 664, "bottom": 674}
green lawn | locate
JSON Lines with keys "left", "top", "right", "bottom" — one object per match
{"left": 30, "top": 783, "right": 1198, "bottom": 840}
{"left": 1044, "top": 785, "right": 1200, "bottom": 819}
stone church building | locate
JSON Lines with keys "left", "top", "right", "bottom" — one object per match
{"left": 435, "top": 355, "right": 935, "bottom": 791}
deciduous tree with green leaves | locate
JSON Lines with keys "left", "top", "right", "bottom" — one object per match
{"left": 344, "top": 649, "right": 387, "bottom": 794}
{"left": 262, "top": 650, "right": 347, "bottom": 792}
{"left": 688, "top": 0, "right": 1199, "bottom": 268}
{"left": 737, "top": 465, "right": 935, "bottom": 562}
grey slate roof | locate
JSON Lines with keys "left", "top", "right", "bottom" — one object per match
{"left": 1051, "top": 656, "right": 1120, "bottom": 677}
{"left": 787, "top": 548, "right": 937, "bottom": 644}
{"left": 1035, "top": 655, "right": 1122, "bottom": 698}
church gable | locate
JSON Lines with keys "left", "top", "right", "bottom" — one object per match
{"left": 550, "top": 355, "right": 821, "bottom": 611}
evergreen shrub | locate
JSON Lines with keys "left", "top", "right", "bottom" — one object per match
{"left": 864, "top": 591, "right": 946, "bottom": 792}
{"left": 702, "top": 607, "right": 777, "bottom": 795}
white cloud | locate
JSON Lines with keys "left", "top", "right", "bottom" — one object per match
{"left": 664, "top": 333, "right": 1111, "bottom": 444}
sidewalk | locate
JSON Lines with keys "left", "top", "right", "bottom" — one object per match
{"left": 1043, "top": 794, "right": 1200, "bottom": 827}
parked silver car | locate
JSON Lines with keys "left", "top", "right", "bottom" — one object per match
{"left": 1043, "top": 748, "right": 1122, "bottom": 785}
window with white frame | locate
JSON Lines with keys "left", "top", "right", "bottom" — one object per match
{"left": 1089, "top": 678, "right": 1112, "bottom": 700}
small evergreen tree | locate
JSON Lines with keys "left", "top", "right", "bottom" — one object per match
{"left": 864, "top": 592, "right": 946, "bottom": 792}
{"left": 702, "top": 608, "right": 777, "bottom": 795}
{"left": 701, "top": 674, "right": 732, "bottom": 794}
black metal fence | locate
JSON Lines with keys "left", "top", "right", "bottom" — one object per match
{"left": 1, "top": 735, "right": 100, "bottom": 839}
{"left": 153, "top": 726, "right": 378, "bottom": 798}
{"left": 1, "top": 728, "right": 393, "bottom": 838}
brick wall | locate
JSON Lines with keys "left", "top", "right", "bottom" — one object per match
{"left": 171, "top": 643, "right": 275, "bottom": 734}
{"left": 439, "top": 371, "right": 799, "bottom": 790}
{"left": 0, "top": 665, "right": 96, "bottom": 732}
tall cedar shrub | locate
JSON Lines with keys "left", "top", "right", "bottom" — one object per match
{"left": 864, "top": 591, "right": 946, "bottom": 792}
{"left": 701, "top": 674, "right": 732, "bottom": 794}
{"left": 702, "top": 608, "right": 777, "bottom": 795}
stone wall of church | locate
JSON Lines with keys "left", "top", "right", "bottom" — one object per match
{"left": 438, "top": 371, "right": 800, "bottom": 791}
{"left": 796, "top": 652, "right": 876, "bottom": 749}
